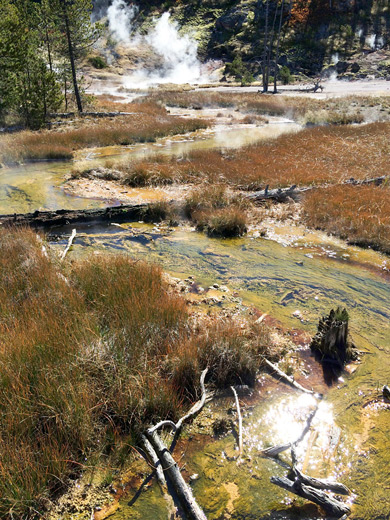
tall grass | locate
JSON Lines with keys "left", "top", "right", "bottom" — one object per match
{"left": 0, "top": 102, "right": 208, "bottom": 164}
{"left": 303, "top": 185, "right": 390, "bottom": 253}
{"left": 0, "top": 228, "right": 274, "bottom": 518}
{"left": 145, "top": 91, "right": 390, "bottom": 123}
{"left": 91, "top": 122, "right": 390, "bottom": 190}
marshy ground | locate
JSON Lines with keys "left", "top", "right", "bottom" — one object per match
{"left": 1, "top": 84, "right": 390, "bottom": 520}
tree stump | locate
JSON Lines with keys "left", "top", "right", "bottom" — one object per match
{"left": 310, "top": 308, "right": 357, "bottom": 367}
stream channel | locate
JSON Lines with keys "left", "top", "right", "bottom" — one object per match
{"left": 1, "top": 117, "right": 389, "bottom": 519}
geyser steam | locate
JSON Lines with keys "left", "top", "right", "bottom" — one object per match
{"left": 143, "top": 13, "right": 202, "bottom": 84}
{"left": 104, "top": 1, "right": 209, "bottom": 87}
{"left": 107, "top": 0, "right": 138, "bottom": 45}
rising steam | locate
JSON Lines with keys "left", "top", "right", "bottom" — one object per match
{"left": 107, "top": 0, "right": 138, "bottom": 44}
{"left": 104, "top": 1, "right": 210, "bottom": 88}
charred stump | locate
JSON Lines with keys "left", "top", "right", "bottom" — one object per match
{"left": 310, "top": 308, "right": 357, "bottom": 368}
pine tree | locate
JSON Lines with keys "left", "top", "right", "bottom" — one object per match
{"left": 0, "top": 0, "right": 62, "bottom": 128}
{"left": 50, "top": 0, "right": 102, "bottom": 113}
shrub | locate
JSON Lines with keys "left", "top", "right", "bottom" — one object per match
{"left": 88, "top": 56, "right": 108, "bottom": 69}
{"left": 279, "top": 65, "right": 292, "bottom": 85}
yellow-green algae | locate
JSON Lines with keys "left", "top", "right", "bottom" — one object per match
{"left": 0, "top": 119, "right": 300, "bottom": 215}
{"left": 50, "top": 222, "right": 390, "bottom": 520}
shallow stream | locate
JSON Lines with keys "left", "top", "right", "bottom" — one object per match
{"left": 1, "top": 114, "right": 389, "bottom": 519}
{"left": 0, "top": 118, "right": 299, "bottom": 214}
{"left": 50, "top": 221, "right": 390, "bottom": 520}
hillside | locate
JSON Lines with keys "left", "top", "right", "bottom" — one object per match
{"left": 91, "top": 0, "right": 390, "bottom": 80}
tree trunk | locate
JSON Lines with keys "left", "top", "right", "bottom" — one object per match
{"left": 310, "top": 308, "right": 357, "bottom": 367}
{"left": 62, "top": 2, "right": 83, "bottom": 113}
{"left": 273, "top": 0, "right": 285, "bottom": 93}
{"left": 262, "top": 0, "right": 270, "bottom": 92}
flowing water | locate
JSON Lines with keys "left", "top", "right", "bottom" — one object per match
{"left": 0, "top": 118, "right": 300, "bottom": 215}
{"left": 49, "top": 221, "right": 390, "bottom": 520}
{"left": 1, "top": 116, "right": 389, "bottom": 519}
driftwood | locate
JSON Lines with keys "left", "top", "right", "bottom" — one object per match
{"left": 140, "top": 434, "right": 167, "bottom": 491}
{"left": 142, "top": 369, "right": 209, "bottom": 520}
{"left": 230, "top": 386, "right": 243, "bottom": 455}
{"left": 261, "top": 406, "right": 318, "bottom": 457}
{"left": 48, "top": 111, "right": 136, "bottom": 119}
{"left": 263, "top": 358, "right": 314, "bottom": 394}
{"left": 270, "top": 476, "right": 350, "bottom": 517}
{"left": 246, "top": 175, "right": 389, "bottom": 204}
{"left": 61, "top": 228, "right": 76, "bottom": 260}
{"left": 145, "top": 429, "right": 207, "bottom": 520}
{"left": 293, "top": 467, "right": 350, "bottom": 496}
{"left": 247, "top": 185, "right": 312, "bottom": 203}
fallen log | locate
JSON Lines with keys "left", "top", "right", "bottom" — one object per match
{"left": 263, "top": 358, "right": 314, "bottom": 394}
{"left": 293, "top": 467, "right": 350, "bottom": 496}
{"left": 270, "top": 476, "right": 351, "bottom": 517}
{"left": 145, "top": 429, "right": 207, "bottom": 520}
{"left": 261, "top": 406, "right": 318, "bottom": 458}
{"left": 247, "top": 185, "right": 312, "bottom": 203}
{"left": 140, "top": 434, "right": 167, "bottom": 491}
{"left": 142, "top": 369, "right": 209, "bottom": 520}
{"left": 0, "top": 203, "right": 150, "bottom": 229}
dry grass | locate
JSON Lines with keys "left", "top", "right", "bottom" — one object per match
{"left": 303, "top": 185, "right": 390, "bottom": 253}
{"left": 0, "top": 228, "right": 274, "bottom": 518}
{"left": 184, "top": 185, "right": 249, "bottom": 237}
{"left": 145, "top": 91, "right": 390, "bottom": 123}
{"left": 0, "top": 101, "right": 208, "bottom": 164}
{"left": 93, "top": 122, "right": 390, "bottom": 190}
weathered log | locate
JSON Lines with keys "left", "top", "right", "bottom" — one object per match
{"left": 170, "top": 368, "right": 209, "bottom": 452}
{"left": 263, "top": 358, "right": 314, "bottom": 394}
{"left": 61, "top": 228, "right": 76, "bottom": 260}
{"left": 0, "top": 203, "right": 150, "bottom": 229}
{"left": 310, "top": 308, "right": 357, "bottom": 367}
{"left": 145, "top": 429, "right": 207, "bottom": 520}
{"left": 294, "top": 467, "right": 350, "bottom": 496}
{"left": 143, "top": 369, "right": 209, "bottom": 519}
{"left": 140, "top": 434, "right": 167, "bottom": 491}
{"left": 48, "top": 111, "right": 136, "bottom": 118}
{"left": 270, "top": 476, "right": 351, "bottom": 517}
{"left": 231, "top": 386, "right": 243, "bottom": 455}
{"left": 247, "top": 185, "right": 312, "bottom": 203}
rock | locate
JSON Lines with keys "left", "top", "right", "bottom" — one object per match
{"left": 212, "top": 283, "right": 219, "bottom": 289}
{"left": 383, "top": 385, "right": 390, "bottom": 400}
{"left": 292, "top": 310, "right": 303, "bottom": 319}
